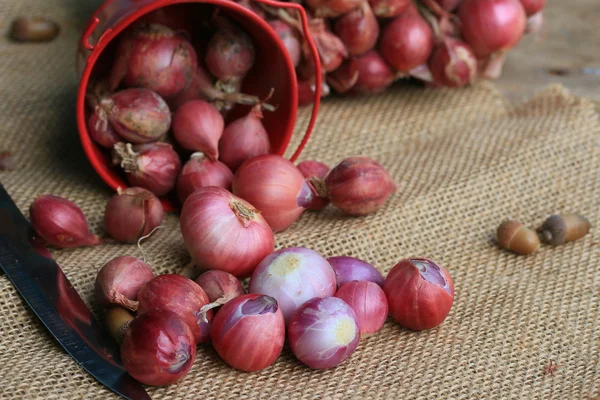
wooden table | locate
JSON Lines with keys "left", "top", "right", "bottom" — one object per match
{"left": 495, "top": 0, "right": 600, "bottom": 103}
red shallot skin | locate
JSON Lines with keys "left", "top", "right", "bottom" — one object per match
{"left": 307, "top": 19, "right": 348, "bottom": 73}
{"left": 235, "top": 0, "right": 267, "bottom": 18}
{"left": 100, "top": 88, "right": 171, "bottom": 144}
{"left": 121, "top": 310, "right": 196, "bottom": 386}
{"left": 368, "top": 0, "right": 410, "bottom": 17}
{"left": 306, "top": 0, "right": 364, "bottom": 18}
{"left": 268, "top": 20, "right": 302, "bottom": 68}
{"left": 87, "top": 111, "right": 120, "bottom": 149}
{"left": 379, "top": 7, "right": 434, "bottom": 72}
{"left": 434, "top": 0, "right": 463, "bottom": 11}
{"left": 519, "top": 0, "right": 546, "bottom": 16}
{"left": 326, "top": 256, "right": 385, "bottom": 288}
{"left": 210, "top": 294, "right": 285, "bottom": 372}
{"left": 195, "top": 270, "right": 245, "bottom": 303}
{"left": 232, "top": 155, "right": 314, "bottom": 232}
{"left": 325, "top": 156, "right": 396, "bottom": 216}
{"left": 429, "top": 37, "right": 478, "bottom": 88}
{"left": 180, "top": 187, "right": 275, "bottom": 278}
{"left": 457, "top": 0, "right": 526, "bottom": 57}
{"left": 29, "top": 195, "right": 102, "bottom": 249}
{"left": 176, "top": 153, "right": 233, "bottom": 204}
{"left": 327, "top": 59, "right": 360, "bottom": 94}
{"left": 167, "top": 65, "right": 214, "bottom": 111}
{"left": 104, "top": 187, "right": 164, "bottom": 243}
{"left": 335, "top": 281, "right": 388, "bottom": 337}
{"left": 205, "top": 24, "right": 255, "bottom": 83}
{"left": 248, "top": 247, "right": 337, "bottom": 323}
{"left": 383, "top": 258, "right": 454, "bottom": 331}
{"left": 172, "top": 99, "right": 224, "bottom": 160}
{"left": 297, "top": 160, "right": 330, "bottom": 180}
{"left": 288, "top": 296, "right": 360, "bottom": 369}
{"left": 137, "top": 274, "right": 213, "bottom": 344}
{"left": 94, "top": 256, "right": 154, "bottom": 311}
{"left": 353, "top": 50, "right": 395, "bottom": 94}
{"left": 334, "top": 3, "right": 379, "bottom": 57}
{"left": 297, "top": 79, "right": 330, "bottom": 106}
{"left": 218, "top": 106, "right": 271, "bottom": 172}
{"left": 109, "top": 23, "right": 197, "bottom": 98}
{"left": 112, "top": 142, "right": 181, "bottom": 197}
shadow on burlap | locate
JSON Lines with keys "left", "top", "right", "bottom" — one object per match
{"left": 0, "top": 1, "right": 598, "bottom": 399}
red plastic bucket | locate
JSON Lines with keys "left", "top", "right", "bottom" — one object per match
{"left": 76, "top": 0, "right": 322, "bottom": 211}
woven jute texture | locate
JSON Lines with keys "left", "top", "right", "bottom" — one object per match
{"left": 0, "top": 1, "right": 599, "bottom": 399}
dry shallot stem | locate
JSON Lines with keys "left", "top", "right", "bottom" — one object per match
{"left": 419, "top": 0, "right": 458, "bottom": 37}
{"left": 136, "top": 225, "right": 162, "bottom": 264}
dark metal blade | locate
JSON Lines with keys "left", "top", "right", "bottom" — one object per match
{"left": 0, "top": 184, "right": 151, "bottom": 400}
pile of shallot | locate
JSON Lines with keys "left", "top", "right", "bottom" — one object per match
{"left": 249, "top": 0, "right": 546, "bottom": 104}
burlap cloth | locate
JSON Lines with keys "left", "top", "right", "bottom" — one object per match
{"left": 1, "top": 1, "right": 599, "bottom": 399}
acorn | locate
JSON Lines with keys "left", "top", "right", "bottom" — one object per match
{"left": 9, "top": 17, "right": 60, "bottom": 43}
{"left": 540, "top": 214, "right": 591, "bottom": 245}
{"left": 496, "top": 220, "right": 540, "bottom": 255}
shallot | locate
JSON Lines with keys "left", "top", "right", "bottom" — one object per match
{"left": 379, "top": 7, "right": 434, "bottom": 73}
{"left": 87, "top": 111, "right": 120, "bottom": 149}
{"left": 218, "top": 104, "right": 271, "bottom": 171}
{"left": 519, "top": 0, "right": 546, "bottom": 16}
{"left": 137, "top": 274, "right": 213, "bottom": 344}
{"left": 354, "top": 50, "right": 396, "bottom": 94}
{"left": 429, "top": 37, "right": 477, "bottom": 87}
{"left": 327, "top": 256, "right": 385, "bottom": 288}
{"left": 384, "top": 258, "right": 454, "bottom": 330}
{"left": 325, "top": 156, "right": 396, "bottom": 216}
{"left": 248, "top": 247, "right": 337, "bottom": 323}
{"left": 327, "top": 59, "right": 360, "bottom": 94}
{"left": 104, "top": 187, "right": 164, "bottom": 243}
{"left": 120, "top": 310, "right": 196, "bottom": 386}
{"left": 180, "top": 186, "right": 274, "bottom": 278}
{"left": 305, "top": 0, "right": 363, "bottom": 18}
{"left": 210, "top": 294, "right": 285, "bottom": 372}
{"left": 94, "top": 256, "right": 154, "bottom": 311}
{"left": 98, "top": 88, "right": 171, "bottom": 144}
{"left": 29, "top": 195, "right": 102, "bottom": 248}
{"left": 232, "top": 155, "right": 316, "bottom": 231}
{"left": 172, "top": 99, "right": 224, "bottom": 160}
{"left": 205, "top": 20, "right": 255, "bottom": 86}
{"left": 195, "top": 270, "right": 245, "bottom": 315}
{"left": 297, "top": 160, "right": 330, "bottom": 211}
{"left": 335, "top": 281, "right": 388, "bottom": 336}
{"left": 334, "top": 3, "right": 379, "bottom": 57}
{"left": 176, "top": 153, "right": 233, "bottom": 204}
{"left": 112, "top": 142, "right": 181, "bottom": 196}
{"left": 109, "top": 23, "right": 197, "bottom": 98}
{"left": 368, "top": 0, "right": 410, "bottom": 17}
{"left": 268, "top": 20, "right": 302, "bottom": 67}
{"left": 457, "top": 0, "right": 526, "bottom": 57}
{"left": 288, "top": 297, "right": 360, "bottom": 369}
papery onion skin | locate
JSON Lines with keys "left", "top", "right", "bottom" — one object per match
{"left": 327, "top": 59, "right": 360, "bottom": 94}
{"left": 288, "top": 296, "right": 360, "bottom": 369}
{"left": 180, "top": 186, "right": 275, "bottom": 278}
{"left": 457, "top": 0, "right": 526, "bottom": 57}
{"left": 101, "top": 88, "right": 171, "bottom": 144}
{"left": 104, "top": 187, "right": 164, "bottom": 243}
{"left": 176, "top": 153, "right": 233, "bottom": 204}
{"left": 112, "top": 142, "right": 181, "bottom": 197}
{"left": 334, "top": 3, "right": 380, "bottom": 57}
{"left": 29, "top": 195, "right": 102, "bottom": 249}
{"left": 121, "top": 310, "right": 196, "bottom": 386}
{"left": 379, "top": 8, "right": 434, "bottom": 73}
{"left": 335, "top": 281, "right": 388, "bottom": 337}
{"left": 306, "top": 0, "right": 363, "bottom": 18}
{"left": 211, "top": 294, "right": 285, "bottom": 372}
{"left": 109, "top": 23, "right": 197, "bottom": 98}
{"left": 354, "top": 50, "right": 396, "bottom": 94}
{"left": 368, "top": 0, "right": 411, "bottom": 18}
{"left": 383, "top": 258, "right": 454, "bottom": 331}
{"left": 297, "top": 160, "right": 331, "bottom": 211}
{"left": 137, "top": 274, "right": 213, "bottom": 344}
{"left": 306, "top": 19, "right": 348, "bottom": 73}
{"left": 218, "top": 106, "right": 271, "bottom": 172}
{"left": 429, "top": 37, "right": 478, "bottom": 88}
{"left": 519, "top": 0, "right": 545, "bottom": 16}
{"left": 232, "top": 155, "right": 314, "bottom": 232}
{"left": 88, "top": 111, "right": 120, "bottom": 149}
{"left": 195, "top": 270, "right": 245, "bottom": 303}
{"left": 248, "top": 247, "right": 337, "bottom": 323}
{"left": 297, "top": 160, "right": 330, "bottom": 180}
{"left": 172, "top": 100, "right": 224, "bottom": 160}
{"left": 327, "top": 256, "right": 385, "bottom": 288}
{"left": 325, "top": 156, "right": 396, "bottom": 216}
{"left": 94, "top": 256, "right": 154, "bottom": 311}
{"left": 268, "top": 20, "right": 302, "bottom": 67}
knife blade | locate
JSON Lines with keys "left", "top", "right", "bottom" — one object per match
{"left": 0, "top": 184, "right": 151, "bottom": 400}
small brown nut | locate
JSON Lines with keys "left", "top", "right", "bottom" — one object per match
{"left": 103, "top": 307, "right": 134, "bottom": 344}
{"left": 541, "top": 214, "right": 591, "bottom": 245}
{"left": 497, "top": 220, "right": 540, "bottom": 255}
{"left": 9, "top": 17, "right": 60, "bottom": 43}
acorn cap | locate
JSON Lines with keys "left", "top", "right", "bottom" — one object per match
{"left": 541, "top": 215, "right": 566, "bottom": 245}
